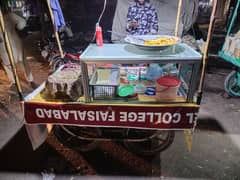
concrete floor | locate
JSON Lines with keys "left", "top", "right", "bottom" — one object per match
{"left": 0, "top": 33, "right": 240, "bottom": 179}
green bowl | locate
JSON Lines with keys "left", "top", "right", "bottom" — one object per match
{"left": 117, "top": 85, "right": 135, "bottom": 97}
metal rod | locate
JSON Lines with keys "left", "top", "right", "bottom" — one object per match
{"left": 221, "top": 0, "right": 240, "bottom": 51}
{"left": 46, "top": 0, "right": 64, "bottom": 58}
{"left": 198, "top": 0, "right": 218, "bottom": 94}
{"left": 173, "top": 0, "right": 183, "bottom": 54}
{"left": 226, "top": 0, "right": 240, "bottom": 36}
{"left": 0, "top": 9, "right": 24, "bottom": 101}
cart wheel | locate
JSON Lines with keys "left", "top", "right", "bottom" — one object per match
{"left": 124, "top": 129, "right": 175, "bottom": 156}
{"left": 224, "top": 71, "right": 240, "bottom": 97}
{"left": 53, "top": 125, "right": 100, "bottom": 152}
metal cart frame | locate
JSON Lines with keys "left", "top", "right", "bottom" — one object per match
{"left": 218, "top": 0, "right": 240, "bottom": 97}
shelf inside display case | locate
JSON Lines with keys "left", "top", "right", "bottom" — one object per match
{"left": 86, "top": 65, "right": 186, "bottom": 103}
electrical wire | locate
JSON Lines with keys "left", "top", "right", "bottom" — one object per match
{"left": 91, "top": 0, "right": 107, "bottom": 42}
{"left": 97, "top": 0, "right": 107, "bottom": 24}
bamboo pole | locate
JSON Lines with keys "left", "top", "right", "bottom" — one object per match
{"left": 198, "top": 0, "right": 218, "bottom": 99}
{"left": 0, "top": 9, "right": 24, "bottom": 100}
{"left": 174, "top": 0, "right": 183, "bottom": 37}
{"left": 46, "top": 0, "right": 64, "bottom": 58}
{"left": 45, "top": 0, "right": 66, "bottom": 133}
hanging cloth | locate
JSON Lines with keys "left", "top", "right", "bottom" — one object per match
{"left": 0, "top": 0, "right": 10, "bottom": 12}
{"left": 50, "top": 0, "right": 65, "bottom": 30}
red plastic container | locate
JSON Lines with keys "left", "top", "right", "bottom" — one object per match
{"left": 155, "top": 76, "right": 180, "bottom": 101}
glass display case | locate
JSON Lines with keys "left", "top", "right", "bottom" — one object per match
{"left": 80, "top": 43, "right": 202, "bottom": 104}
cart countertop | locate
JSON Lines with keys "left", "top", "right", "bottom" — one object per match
{"left": 80, "top": 43, "right": 202, "bottom": 64}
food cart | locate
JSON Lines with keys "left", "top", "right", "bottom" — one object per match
{"left": 0, "top": 0, "right": 218, "bottom": 155}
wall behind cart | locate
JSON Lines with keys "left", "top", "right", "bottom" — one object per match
{"left": 61, "top": 0, "right": 117, "bottom": 42}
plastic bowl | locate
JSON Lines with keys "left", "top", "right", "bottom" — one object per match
{"left": 117, "top": 85, "right": 135, "bottom": 97}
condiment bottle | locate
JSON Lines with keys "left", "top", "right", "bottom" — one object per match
{"left": 96, "top": 23, "right": 103, "bottom": 46}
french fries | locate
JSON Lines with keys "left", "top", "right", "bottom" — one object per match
{"left": 143, "top": 37, "right": 179, "bottom": 46}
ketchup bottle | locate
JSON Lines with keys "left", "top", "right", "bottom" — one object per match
{"left": 95, "top": 23, "right": 103, "bottom": 46}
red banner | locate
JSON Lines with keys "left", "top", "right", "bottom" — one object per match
{"left": 23, "top": 102, "right": 199, "bottom": 130}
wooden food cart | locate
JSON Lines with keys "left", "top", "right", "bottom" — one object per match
{"left": 0, "top": 0, "right": 218, "bottom": 155}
